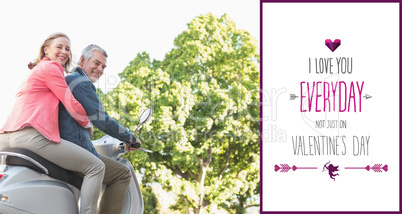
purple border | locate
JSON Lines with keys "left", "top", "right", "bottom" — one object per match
{"left": 259, "top": 0, "right": 401, "bottom": 213}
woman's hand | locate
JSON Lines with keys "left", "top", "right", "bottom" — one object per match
{"left": 85, "top": 122, "right": 94, "bottom": 139}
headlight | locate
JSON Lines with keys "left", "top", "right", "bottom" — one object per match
{"left": 0, "top": 193, "right": 10, "bottom": 203}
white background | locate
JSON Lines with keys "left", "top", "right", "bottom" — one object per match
{"left": 262, "top": 3, "right": 399, "bottom": 211}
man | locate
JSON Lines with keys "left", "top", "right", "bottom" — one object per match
{"left": 58, "top": 44, "right": 141, "bottom": 214}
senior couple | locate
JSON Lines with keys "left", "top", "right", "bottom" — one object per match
{"left": 0, "top": 33, "right": 140, "bottom": 214}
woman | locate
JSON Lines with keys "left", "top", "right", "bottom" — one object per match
{"left": 0, "top": 33, "right": 104, "bottom": 214}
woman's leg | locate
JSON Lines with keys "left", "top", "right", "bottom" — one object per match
{"left": 8, "top": 128, "right": 105, "bottom": 214}
{"left": 0, "top": 132, "right": 11, "bottom": 149}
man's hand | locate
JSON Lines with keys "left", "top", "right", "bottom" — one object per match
{"left": 126, "top": 139, "right": 141, "bottom": 152}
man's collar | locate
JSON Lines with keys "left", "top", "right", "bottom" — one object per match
{"left": 74, "top": 67, "right": 86, "bottom": 77}
{"left": 74, "top": 67, "right": 94, "bottom": 85}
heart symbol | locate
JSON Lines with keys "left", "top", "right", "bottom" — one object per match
{"left": 274, "top": 165, "right": 280, "bottom": 172}
{"left": 383, "top": 164, "right": 388, "bottom": 172}
{"left": 325, "top": 39, "right": 341, "bottom": 52}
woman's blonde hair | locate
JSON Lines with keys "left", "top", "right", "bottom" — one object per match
{"left": 28, "top": 32, "right": 72, "bottom": 72}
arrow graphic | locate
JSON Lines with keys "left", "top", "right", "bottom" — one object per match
{"left": 289, "top": 94, "right": 299, "bottom": 100}
{"left": 275, "top": 164, "right": 291, "bottom": 172}
{"left": 345, "top": 164, "right": 388, "bottom": 172}
{"left": 363, "top": 94, "right": 372, "bottom": 99}
{"left": 293, "top": 166, "right": 317, "bottom": 170}
{"left": 275, "top": 164, "right": 317, "bottom": 173}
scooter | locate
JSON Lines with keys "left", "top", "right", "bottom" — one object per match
{"left": 0, "top": 108, "right": 152, "bottom": 214}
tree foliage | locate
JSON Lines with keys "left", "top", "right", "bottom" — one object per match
{"left": 96, "top": 13, "right": 260, "bottom": 213}
{"left": 141, "top": 185, "right": 160, "bottom": 214}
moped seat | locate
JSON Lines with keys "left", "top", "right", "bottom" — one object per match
{"left": 0, "top": 148, "right": 83, "bottom": 189}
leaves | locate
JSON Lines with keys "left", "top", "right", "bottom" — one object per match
{"left": 101, "top": 13, "right": 259, "bottom": 213}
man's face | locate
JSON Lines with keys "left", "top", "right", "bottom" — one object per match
{"left": 80, "top": 50, "right": 107, "bottom": 83}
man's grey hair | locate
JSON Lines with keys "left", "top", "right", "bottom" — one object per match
{"left": 81, "top": 44, "right": 108, "bottom": 60}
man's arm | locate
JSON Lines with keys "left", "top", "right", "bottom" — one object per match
{"left": 69, "top": 78, "right": 137, "bottom": 144}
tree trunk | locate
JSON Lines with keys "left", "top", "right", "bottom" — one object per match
{"left": 184, "top": 197, "right": 190, "bottom": 214}
{"left": 194, "top": 146, "right": 213, "bottom": 214}
{"left": 194, "top": 165, "right": 207, "bottom": 214}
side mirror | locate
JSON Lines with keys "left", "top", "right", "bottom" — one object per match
{"left": 139, "top": 108, "right": 152, "bottom": 125}
{"left": 132, "top": 108, "right": 153, "bottom": 153}
{"left": 133, "top": 108, "right": 152, "bottom": 133}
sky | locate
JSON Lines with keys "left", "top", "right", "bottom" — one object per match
{"left": 0, "top": 0, "right": 259, "bottom": 125}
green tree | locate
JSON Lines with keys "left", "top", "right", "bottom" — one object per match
{"left": 99, "top": 13, "right": 259, "bottom": 213}
{"left": 141, "top": 185, "right": 161, "bottom": 214}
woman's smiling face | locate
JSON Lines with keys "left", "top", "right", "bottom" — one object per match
{"left": 44, "top": 37, "right": 71, "bottom": 66}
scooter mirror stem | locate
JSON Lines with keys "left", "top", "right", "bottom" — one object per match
{"left": 133, "top": 125, "right": 141, "bottom": 133}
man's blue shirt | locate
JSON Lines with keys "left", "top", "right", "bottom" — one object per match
{"left": 58, "top": 67, "right": 136, "bottom": 157}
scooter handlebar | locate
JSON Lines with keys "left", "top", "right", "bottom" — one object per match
{"left": 125, "top": 141, "right": 141, "bottom": 148}
{"left": 132, "top": 142, "right": 141, "bottom": 148}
